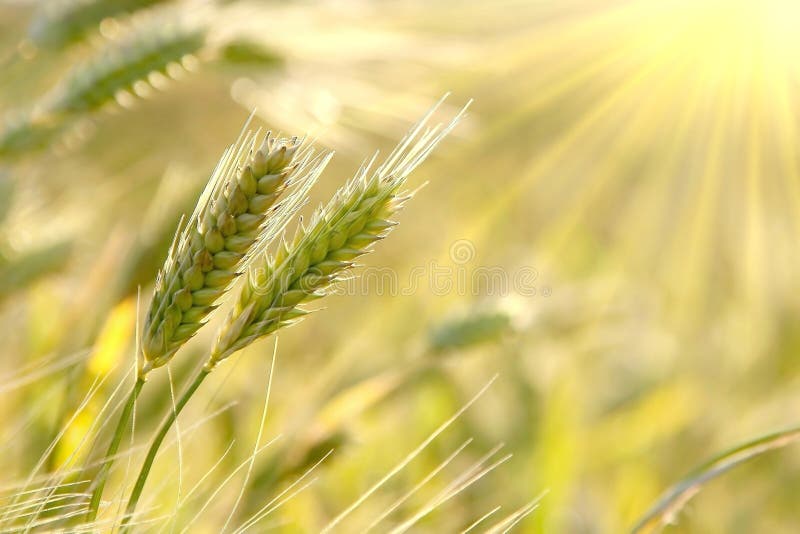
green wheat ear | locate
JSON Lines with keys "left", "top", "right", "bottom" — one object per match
{"left": 208, "top": 98, "right": 470, "bottom": 369}
{"left": 1, "top": 16, "right": 206, "bottom": 159}
{"left": 119, "top": 99, "right": 470, "bottom": 529}
{"left": 140, "top": 128, "right": 331, "bottom": 375}
{"left": 44, "top": 18, "right": 206, "bottom": 116}
{"left": 28, "top": 0, "right": 174, "bottom": 50}
{"left": 429, "top": 310, "right": 513, "bottom": 353}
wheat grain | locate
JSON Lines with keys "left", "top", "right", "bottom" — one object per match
{"left": 207, "top": 99, "right": 468, "bottom": 369}
{"left": 140, "top": 129, "right": 330, "bottom": 375}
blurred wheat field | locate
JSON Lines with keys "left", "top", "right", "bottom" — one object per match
{"left": 2, "top": 0, "right": 800, "bottom": 532}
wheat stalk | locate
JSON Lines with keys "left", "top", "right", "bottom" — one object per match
{"left": 119, "top": 98, "right": 468, "bottom": 530}
{"left": 84, "top": 123, "right": 329, "bottom": 523}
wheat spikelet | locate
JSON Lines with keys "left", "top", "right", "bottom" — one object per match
{"left": 207, "top": 100, "right": 468, "bottom": 368}
{"left": 28, "top": 0, "right": 174, "bottom": 49}
{"left": 140, "top": 128, "right": 330, "bottom": 374}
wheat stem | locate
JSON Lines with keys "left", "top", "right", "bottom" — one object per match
{"left": 84, "top": 377, "right": 145, "bottom": 522}
{"left": 120, "top": 368, "right": 210, "bottom": 533}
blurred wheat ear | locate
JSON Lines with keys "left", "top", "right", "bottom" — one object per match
{"left": 28, "top": 0, "right": 175, "bottom": 50}
{"left": 1, "top": 16, "right": 207, "bottom": 159}
{"left": 44, "top": 18, "right": 206, "bottom": 116}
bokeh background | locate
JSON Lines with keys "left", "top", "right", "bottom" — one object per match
{"left": 2, "top": 0, "right": 800, "bottom": 532}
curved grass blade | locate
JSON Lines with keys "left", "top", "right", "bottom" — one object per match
{"left": 632, "top": 425, "right": 800, "bottom": 533}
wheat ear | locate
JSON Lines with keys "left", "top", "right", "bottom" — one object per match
{"left": 85, "top": 125, "right": 328, "bottom": 523}
{"left": 208, "top": 100, "right": 467, "bottom": 368}
{"left": 28, "top": 0, "right": 172, "bottom": 49}
{"left": 45, "top": 18, "right": 206, "bottom": 116}
{"left": 1, "top": 18, "right": 207, "bottom": 159}
{"left": 120, "top": 99, "right": 469, "bottom": 530}
{"left": 141, "top": 130, "right": 329, "bottom": 375}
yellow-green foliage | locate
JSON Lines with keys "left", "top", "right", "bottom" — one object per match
{"left": 0, "top": 16, "right": 206, "bottom": 159}
{"left": 2, "top": 1, "right": 800, "bottom": 533}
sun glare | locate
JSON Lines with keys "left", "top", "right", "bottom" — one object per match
{"left": 654, "top": 0, "right": 800, "bottom": 84}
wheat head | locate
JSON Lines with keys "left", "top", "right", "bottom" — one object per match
{"left": 207, "top": 100, "right": 468, "bottom": 369}
{"left": 1, "top": 17, "right": 207, "bottom": 159}
{"left": 28, "top": 0, "right": 172, "bottom": 49}
{"left": 45, "top": 18, "right": 206, "bottom": 115}
{"left": 140, "top": 129, "right": 329, "bottom": 375}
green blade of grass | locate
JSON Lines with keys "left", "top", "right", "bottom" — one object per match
{"left": 631, "top": 425, "right": 800, "bottom": 533}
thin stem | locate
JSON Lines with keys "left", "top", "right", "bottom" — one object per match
{"left": 85, "top": 377, "right": 145, "bottom": 522}
{"left": 120, "top": 368, "right": 210, "bottom": 532}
